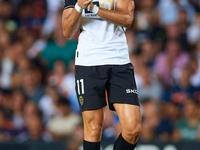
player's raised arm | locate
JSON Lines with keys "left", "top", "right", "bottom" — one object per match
{"left": 62, "top": 0, "right": 93, "bottom": 39}
{"left": 87, "top": 0, "right": 134, "bottom": 29}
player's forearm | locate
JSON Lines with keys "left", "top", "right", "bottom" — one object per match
{"left": 62, "top": 9, "right": 81, "bottom": 39}
{"left": 97, "top": 8, "right": 133, "bottom": 29}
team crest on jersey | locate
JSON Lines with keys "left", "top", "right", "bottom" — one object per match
{"left": 79, "top": 96, "right": 84, "bottom": 105}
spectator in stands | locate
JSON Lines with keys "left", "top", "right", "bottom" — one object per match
{"left": 0, "top": 31, "right": 10, "bottom": 51}
{"left": 142, "top": 101, "right": 173, "bottom": 142}
{"left": 140, "top": 39, "right": 157, "bottom": 68}
{"left": 12, "top": 56, "right": 33, "bottom": 89}
{"left": 169, "top": 65, "right": 199, "bottom": 103}
{"left": 21, "top": 67, "right": 45, "bottom": 103}
{"left": 12, "top": 90, "right": 26, "bottom": 132}
{"left": 1, "top": 89, "right": 13, "bottom": 122}
{"left": 0, "top": 106, "right": 12, "bottom": 142}
{"left": 190, "top": 41, "right": 200, "bottom": 88}
{"left": 0, "top": 0, "right": 12, "bottom": 22}
{"left": 140, "top": 121, "right": 155, "bottom": 142}
{"left": 48, "top": 60, "right": 66, "bottom": 87}
{"left": 165, "top": 23, "right": 180, "bottom": 42}
{"left": 42, "top": 0, "right": 63, "bottom": 35}
{"left": 47, "top": 97, "right": 81, "bottom": 141}
{"left": 154, "top": 39, "right": 190, "bottom": 87}
{"left": 23, "top": 101, "right": 42, "bottom": 123}
{"left": 137, "top": 64, "right": 163, "bottom": 101}
{"left": 187, "top": 13, "right": 200, "bottom": 45}
{"left": 39, "top": 86, "right": 60, "bottom": 123}
{"left": 162, "top": 102, "right": 180, "bottom": 124}
{"left": 0, "top": 44, "right": 15, "bottom": 89}
{"left": 22, "top": 114, "right": 46, "bottom": 143}
{"left": 177, "top": 9, "right": 189, "bottom": 50}
{"left": 16, "top": 101, "right": 45, "bottom": 142}
{"left": 41, "top": 10, "right": 77, "bottom": 70}
{"left": 173, "top": 100, "right": 200, "bottom": 141}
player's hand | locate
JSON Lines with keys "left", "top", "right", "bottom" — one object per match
{"left": 78, "top": 0, "right": 93, "bottom": 9}
{"left": 87, "top": 2, "right": 94, "bottom": 11}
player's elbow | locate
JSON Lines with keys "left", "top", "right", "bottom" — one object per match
{"left": 125, "top": 23, "right": 132, "bottom": 29}
{"left": 65, "top": 35, "right": 73, "bottom": 40}
{"left": 63, "top": 31, "right": 72, "bottom": 40}
{"left": 123, "top": 15, "right": 133, "bottom": 29}
{"left": 124, "top": 18, "right": 133, "bottom": 29}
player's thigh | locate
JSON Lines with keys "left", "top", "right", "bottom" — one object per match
{"left": 75, "top": 65, "right": 108, "bottom": 112}
{"left": 82, "top": 108, "right": 104, "bottom": 141}
{"left": 113, "top": 103, "right": 142, "bottom": 133}
{"left": 108, "top": 63, "right": 140, "bottom": 110}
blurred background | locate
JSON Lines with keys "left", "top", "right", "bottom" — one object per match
{"left": 0, "top": 0, "right": 200, "bottom": 150}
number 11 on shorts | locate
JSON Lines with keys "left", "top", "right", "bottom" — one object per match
{"left": 77, "top": 79, "right": 84, "bottom": 95}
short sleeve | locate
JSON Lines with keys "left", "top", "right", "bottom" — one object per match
{"left": 64, "top": 0, "right": 77, "bottom": 9}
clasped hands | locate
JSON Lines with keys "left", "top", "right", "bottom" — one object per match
{"left": 77, "top": 0, "right": 94, "bottom": 11}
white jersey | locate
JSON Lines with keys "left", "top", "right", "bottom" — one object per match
{"left": 75, "top": 0, "right": 130, "bottom": 66}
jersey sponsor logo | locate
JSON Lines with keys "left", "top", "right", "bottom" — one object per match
{"left": 79, "top": 96, "right": 84, "bottom": 105}
{"left": 126, "top": 89, "right": 138, "bottom": 94}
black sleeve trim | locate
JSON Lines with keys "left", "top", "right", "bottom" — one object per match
{"left": 64, "top": 0, "right": 77, "bottom": 10}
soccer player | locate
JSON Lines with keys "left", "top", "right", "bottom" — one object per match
{"left": 62, "top": 0, "right": 141, "bottom": 149}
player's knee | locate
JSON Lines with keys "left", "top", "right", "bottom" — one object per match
{"left": 85, "top": 120, "right": 103, "bottom": 140}
{"left": 91, "top": 125, "right": 102, "bottom": 138}
{"left": 123, "top": 123, "right": 142, "bottom": 139}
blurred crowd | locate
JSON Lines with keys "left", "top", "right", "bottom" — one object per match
{"left": 0, "top": 0, "right": 200, "bottom": 149}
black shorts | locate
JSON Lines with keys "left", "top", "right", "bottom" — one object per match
{"left": 75, "top": 63, "right": 140, "bottom": 112}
